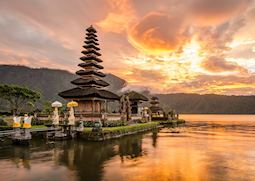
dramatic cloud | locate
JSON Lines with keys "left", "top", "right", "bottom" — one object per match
{"left": 200, "top": 56, "right": 248, "bottom": 73}
{"left": 96, "top": 0, "right": 136, "bottom": 33}
{"left": 190, "top": 0, "right": 252, "bottom": 25}
{"left": 128, "top": 12, "right": 190, "bottom": 54}
{"left": 0, "top": 0, "right": 255, "bottom": 95}
{"left": 178, "top": 74, "right": 255, "bottom": 95}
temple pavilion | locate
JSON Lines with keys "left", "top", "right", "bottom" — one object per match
{"left": 125, "top": 91, "right": 148, "bottom": 115}
{"left": 59, "top": 26, "right": 119, "bottom": 116}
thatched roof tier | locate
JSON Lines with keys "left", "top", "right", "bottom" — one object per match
{"left": 80, "top": 56, "right": 103, "bottom": 62}
{"left": 59, "top": 87, "right": 119, "bottom": 100}
{"left": 81, "top": 50, "right": 101, "bottom": 56}
{"left": 150, "top": 96, "right": 160, "bottom": 104}
{"left": 151, "top": 96, "right": 159, "bottom": 100}
{"left": 86, "top": 32, "right": 97, "bottom": 37}
{"left": 125, "top": 91, "right": 148, "bottom": 101}
{"left": 86, "top": 26, "right": 97, "bottom": 33}
{"left": 78, "top": 62, "right": 103, "bottom": 69}
{"left": 150, "top": 106, "right": 164, "bottom": 112}
{"left": 84, "top": 40, "right": 99, "bottom": 46}
{"left": 150, "top": 100, "right": 159, "bottom": 104}
{"left": 85, "top": 36, "right": 98, "bottom": 42}
{"left": 71, "top": 78, "right": 109, "bottom": 87}
{"left": 76, "top": 70, "right": 105, "bottom": 77}
{"left": 83, "top": 44, "right": 100, "bottom": 50}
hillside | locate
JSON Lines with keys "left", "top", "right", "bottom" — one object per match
{"left": 0, "top": 65, "right": 126, "bottom": 101}
{"left": 155, "top": 93, "right": 255, "bottom": 114}
{"left": 0, "top": 65, "right": 255, "bottom": 114}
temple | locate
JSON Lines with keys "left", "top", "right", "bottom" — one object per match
{"left": 59, "top": 26, "right": 119, "bottom": 117}
{"left": 125, "top": 91, "right": 148, "bottom": 114}
{"left": 149, "top": 96, "right": 164, "bottom": 119}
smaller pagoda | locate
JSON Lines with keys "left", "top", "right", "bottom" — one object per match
{"left": 149, "top": 97, "right": 164, "bottom": 118}
{"left": 59, "top": 26, "right": 119, "bottom": 117}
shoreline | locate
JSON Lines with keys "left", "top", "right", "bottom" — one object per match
{"left": 78, "top": 120, "right": 185, "bottom": 141}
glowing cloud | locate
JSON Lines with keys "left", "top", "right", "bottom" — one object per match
{"left": 0, "top": 0, "right": 255, "bottom": 95}
{"left": 128, "top": 12, "right": 190, "bottom": 55}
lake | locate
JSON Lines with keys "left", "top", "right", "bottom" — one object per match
{"left": 0, "top": 114, "right": 254, "bottom": 181}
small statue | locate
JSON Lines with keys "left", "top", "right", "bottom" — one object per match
{"left": 13, "top": 116, "right": 21, "bottom": 128}
{"left": 23, "top": 114, "right": 32, "bottom": 140}
{"left": 67, "top": 101, "right": 78, "bottom": 125}
{"left": 141, "top": 107, "right": 150, "bottom": 122}
{"left": 77, "top": 121, "right": 84, "bottom": 131}
{"left": 52, "top": 107, "right": 60, "bottom": 125}
{"left": 101, "top": 110, "right": 107, "bottom": 127}
{"left": 13, "top": 116, "right": 22, "bottom": 138}
{"left": 92, "top": 120, "right": 102, "bottom": 132}
{"left": 68, "top": 107, "right": 75, "bottom": 125}
{"left": 120, "top": 95, "right": 131, "bottom": 122}
{"left": 23, "top": 114, "right": 32, "bottom": 129}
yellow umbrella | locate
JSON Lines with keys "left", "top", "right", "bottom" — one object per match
{"left": 67, "top": 101, "right": 78, "bottom": 108}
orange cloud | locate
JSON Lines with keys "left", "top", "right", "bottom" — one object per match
{"left": 128, "top": 12, "right": 190, "bottom": 55}
{"left": 190, "top": 0, "right": 252, "bottom": 26}
{"left": 200, "top": 56, "right": 248, "bottom": 74}
{"left": 96, "top": 0, "right": 136, "bottom": 33}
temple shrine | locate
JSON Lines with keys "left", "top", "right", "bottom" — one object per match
{"left": 125, "top": 91, "right": 148, "bottom": 114}
{"left": 59, "top": 26, "right": 119, "bottom": 118}
{"left": 149, "top": 96, "right": 164, "bottom": 119}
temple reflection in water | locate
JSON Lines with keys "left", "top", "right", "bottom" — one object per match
{"left": 0, "top": 133, "right": 148, "bottom": 181}
{"left": 1, "top": 117, "right": 255, "bottom": 181}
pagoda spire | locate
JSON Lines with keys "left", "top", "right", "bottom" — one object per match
{"left": 58, "top": 25, "right": 119, "bottom": 109}
{"left": 150, "top": 97, "right": 160, "bottom": 107}
{"left": 72, "top": 25, "right": 109, "bottom": 88}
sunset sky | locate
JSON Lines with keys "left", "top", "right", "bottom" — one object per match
{"left": 0, "top": 0, "right": 255, "bottom": 95}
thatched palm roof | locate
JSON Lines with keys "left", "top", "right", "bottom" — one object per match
{"left": 71, "top": 78, "right": 109, "bottom": 87}
{"left": 80, "top": 55, "right": 102, "bottom": 62}
{"left": 150, "top": 106, "right": 164, "bottom": 112}
{"left": 59, "top": 87, "right": 119, "bottom": 100}
{"left": 86, "top": 25, "right": 97, "bottom": 33}
{"left": 124, "top": 91, "right": 148, "bottom": 101}
{"left": 76, "top": 70, "right": 105, "bottom": 77}
{"left": 78, "top": 62, "right": 103, "bottom": 69}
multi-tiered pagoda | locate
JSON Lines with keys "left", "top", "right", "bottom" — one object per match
{"left": 149, "top": 97, "right": 164, "bottom": 118}
{"left": 59, "top": 26, "right": 119, "bottom": 116}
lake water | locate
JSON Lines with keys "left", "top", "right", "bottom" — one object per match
{"left": 0, "top": 114, "right": 255, "bottom": 181}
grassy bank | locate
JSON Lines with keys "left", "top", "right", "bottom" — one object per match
{"left": 156, "top": 119, "right": 186, "bottom": 125}
{"left": 0, "top": 125, "right": 46, "bottom": 131}
{"left": 81, "top": 122, "right": 159, "bottom": 141}
{"left": 31, "top": 125, "right": 46, "bottom": 129}
{"left": 84, "top": 122, "right": 159, "bottom": 133}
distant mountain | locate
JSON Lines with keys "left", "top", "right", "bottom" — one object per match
{"left": 0, "top": 65, "right": 126, "bottom": 101}
{"left": 0, "top": 65, "right": 255, "bottom": 114}
{"left": 154, "top": 93, "right": 255, "bottom": 114}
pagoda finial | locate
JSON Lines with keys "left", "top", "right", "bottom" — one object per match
{"left": 86, "top": 25, "right": 96, "bottom": 33}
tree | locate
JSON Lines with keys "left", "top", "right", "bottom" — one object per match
{"left": 42, "top": 101, "right": 52, "bottom": 115}
{"left": 0, "top": 84, "right": 41, "bottom": 115}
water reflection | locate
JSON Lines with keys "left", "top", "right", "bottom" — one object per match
{"left": 0, "top": 115, "right": 255, "bottom": 181}
{"left": 0, "top": 134, "right": 146, "bottom": 181}
{"left": 119, "top": 134, "right": 143, "bottom": 160}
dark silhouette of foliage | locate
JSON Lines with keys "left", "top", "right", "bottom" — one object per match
{"left": 0, "top": 84, "right": 41, "bottom": 115}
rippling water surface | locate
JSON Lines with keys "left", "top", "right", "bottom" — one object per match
{"left": 0, "top": 114, "right": 255, "bottom": 181}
